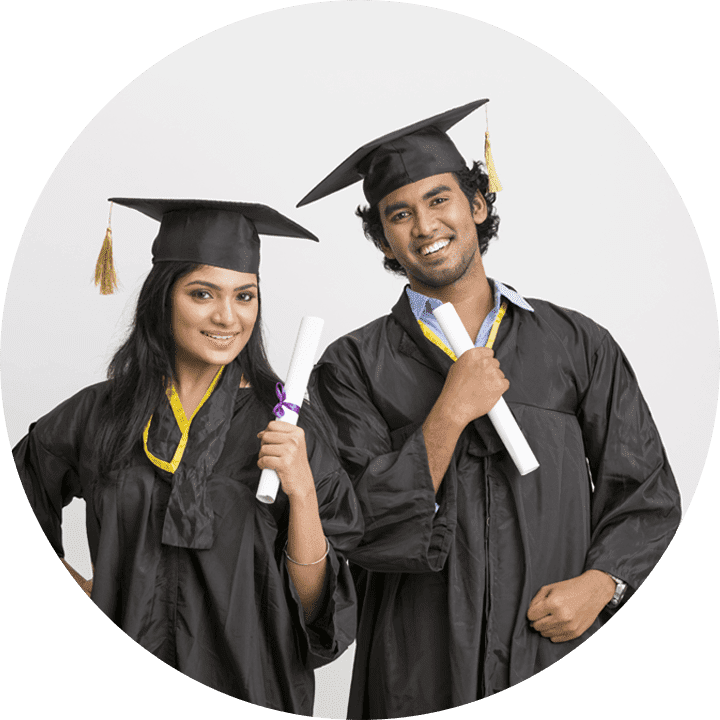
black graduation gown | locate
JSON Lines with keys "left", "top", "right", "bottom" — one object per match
{"left": 14, "top": 367, "right": 363, "bottom": 715}
{"left": 312, "top": 289, "right": 681, "bottom": 719}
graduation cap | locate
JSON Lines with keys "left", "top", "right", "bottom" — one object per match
{"left": 95, "top": 198, "right": 318, "bottom": 294}
{"left": 297, "top": 98, "right": 501, "bottom": 209}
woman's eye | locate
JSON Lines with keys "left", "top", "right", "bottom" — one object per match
{"left": 237, "top": 292, "right": 255, "bottom": 303}
{"left": 191, "top": 289, "right": 212, "bottom": 300}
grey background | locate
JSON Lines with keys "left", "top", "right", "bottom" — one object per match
{"left": 1, "top": 1, "right": 718, "bottom": 719}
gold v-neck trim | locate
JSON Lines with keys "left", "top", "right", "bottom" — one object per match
{"left": 418, "top": 320, "right": 457, "bottom": 361}
{"left": 418, "top": 300, "right": 508, "bottom": 360}
{"left": 142, "top": 366, "right": 225, "bottom": 474}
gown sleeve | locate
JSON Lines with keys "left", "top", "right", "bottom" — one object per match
{"left": 12, "top": 390, "right": 93, "bottom": 558}
{"left": 280, "top": 403, "right": 365, "bottom": 670}
{"left": 311, "top": 355, "right": 458, "bottom": 574}
{"left": 578, "top": 331, "right": 681, "bottom": 604}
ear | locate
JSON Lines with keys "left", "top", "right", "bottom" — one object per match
{"left": 471, "top": 191, "right": 488, "bottom": 224}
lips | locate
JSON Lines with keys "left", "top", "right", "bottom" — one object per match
{"left": 201, "top": 331, "right": 239, "bottom": 343}
{"left": 418, "top": 237, "right": 451, "bottom": 256}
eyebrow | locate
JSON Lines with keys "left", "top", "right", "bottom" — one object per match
{"left": 382, "top": 185, "right": 454, "bottom": 218}
{"left": 184, "top": 280, "right": 258, "bottom": 292}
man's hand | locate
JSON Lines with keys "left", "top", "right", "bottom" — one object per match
{"left": 527, "top": 570, "right": 616, "bottom": 643}
{"left": 423, "top": 347, "right": 508, "bottom": 492}
{"left": 440, "top": 347, "right": 509, "bottom": 427}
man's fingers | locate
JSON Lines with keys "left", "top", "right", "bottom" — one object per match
{"left": 528, "top": 585, "right": 552, "bottom": 605}
{"left": 526, "top": 605, "right": 550, "bottom": 622}
{"left": 549, "top": 632, "right": 577, "bottom": 644}
{"left": 530, "top": 615, "right": 565, "bottom": 633}
{"left": 527, "top": 588, "right": 553, "bottom": 620}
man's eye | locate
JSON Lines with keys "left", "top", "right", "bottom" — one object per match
{"left": 391, "top": 211, "right": 409, "bottom": 222}
{"left": 431, "top": 197, "right": 448, "bottom": 206}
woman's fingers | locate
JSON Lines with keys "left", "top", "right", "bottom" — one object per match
{"left": 258, "top": 431, "right": 303, "bottom": 446}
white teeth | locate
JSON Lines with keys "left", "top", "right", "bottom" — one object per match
{"left": 204, "top": 333, "right": 234, "bottom": 340}
{"left": 421, "top": 239, "right": 449, "bottom": 256}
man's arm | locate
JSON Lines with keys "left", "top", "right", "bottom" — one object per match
{"left": 313, "top": 338, "right": 508, "bottom": 571}
{"left": 422, "top": 346, "right": 508, "bottom": 492}
{"left": 527, "top": 570, "right": 616, "bottom": 642}
{"left": 527, "top": 331, "right": 681, "bottom": 641}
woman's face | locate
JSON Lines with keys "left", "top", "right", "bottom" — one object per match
{"left": 171, "top": 265, "right": 259, "bottom": 374}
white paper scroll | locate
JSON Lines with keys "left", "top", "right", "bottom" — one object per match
{"left": 256, "top": 316, "right": 325, "bottom": 504}
{"left": 432, "top": 302, "right": 539, "bottom": 476}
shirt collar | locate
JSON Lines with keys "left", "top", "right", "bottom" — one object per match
{"left": 406, "top": 278, "right": 534, "bottom": 325}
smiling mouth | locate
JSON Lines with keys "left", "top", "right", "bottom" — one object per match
{"left": 202, "top": 331, "right": 239, "bottom": 342}
{"left": 419, "top": 238, "right": 450, "bottom": 256}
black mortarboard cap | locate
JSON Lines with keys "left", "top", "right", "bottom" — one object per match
{"left": 297, "top": 99, "right": 489, "bottom": 208}
{"left": 110, "top": 198, "right": 318, "bottom": 275}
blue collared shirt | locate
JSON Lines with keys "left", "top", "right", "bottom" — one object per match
{"left": 406, "top": 279, "right": 534, "bottom": 349}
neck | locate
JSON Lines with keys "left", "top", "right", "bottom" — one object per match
{"left": 173, "top": 360, "right": 223, "bottom": 418}
{"left": 410, "top": 253, "right": 494, "bottom": 340}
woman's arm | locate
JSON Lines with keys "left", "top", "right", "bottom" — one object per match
{"left": 61, "top": 558, "right": 93, "bottom": 597}
{"left": 257, "top": 421, "right": 328, "bottom": 621}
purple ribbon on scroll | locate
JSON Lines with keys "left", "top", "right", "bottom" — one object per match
{"left": 273, "top": 382, "right": 302, "bottom": 419}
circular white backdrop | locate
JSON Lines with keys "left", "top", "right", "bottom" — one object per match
{"left": 1, "top": 2, "right": 718, "bottom": 719}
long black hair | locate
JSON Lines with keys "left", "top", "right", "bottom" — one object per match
{"left": 95, "top": 261, "right": 280, "bottom": 477}
{"left": 355, "top": 160, "right": 501, "bottom": 276}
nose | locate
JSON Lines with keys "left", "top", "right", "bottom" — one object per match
{"left": 412, "top": 206, "right": 436, "bottom": 238}
{"left": 211, "top": 298, "right": 235, "bottom": 326}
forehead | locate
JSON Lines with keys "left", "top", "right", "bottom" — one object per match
{"left": 178, "top": 264, "right": 258, "bottom": 288}
{"left": 378, "top": 172, "right": 462, "bottom": 212}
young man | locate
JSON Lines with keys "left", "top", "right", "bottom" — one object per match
{"left": 299, "top": 100, "right": 681, "bottom": 719}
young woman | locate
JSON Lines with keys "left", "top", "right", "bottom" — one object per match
{"left": 13, "top": 198, "right": 363, "bottom": 715}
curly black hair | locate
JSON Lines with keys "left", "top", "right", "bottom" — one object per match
{"left": 355, "top": 161, "right": 500, "bottom": 276}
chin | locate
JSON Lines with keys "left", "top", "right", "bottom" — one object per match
{"left": 193, "top": 345, "right": 245, "bottom": 369}
{"left": 413, "top": 267, "right": 465, "bottom": 288}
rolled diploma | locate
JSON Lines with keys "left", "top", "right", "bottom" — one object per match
{"left": 256, "top": 316, "right": 325, "bottom": 503}
{"left": 432, "top": 302, "right": 539, "bottom": 476}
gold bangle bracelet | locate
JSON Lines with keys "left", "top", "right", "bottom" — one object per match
{"left": 284, "top": 537, "right": 330, "bottom": 566}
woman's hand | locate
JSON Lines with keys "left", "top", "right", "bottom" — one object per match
{"left": 258, "top": 420, "right": 328, "bottom": 621}
{"left": 61, "top": 558, "right": 93, "bottom": 598}
{"left": 257, "top": 421, "right": 315, "bottom": 500}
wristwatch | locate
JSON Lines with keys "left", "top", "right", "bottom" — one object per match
{"left": 608, "top": 574, "right": 627, "bottom": 607}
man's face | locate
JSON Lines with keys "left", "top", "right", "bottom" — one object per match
{"left": 377, "top": 172, "right": 487, "bottom": 293}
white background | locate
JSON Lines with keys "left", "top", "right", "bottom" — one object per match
{"left": 1, "top": 1, "right": 718, "bottom": 719}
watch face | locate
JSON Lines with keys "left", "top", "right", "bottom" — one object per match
{"left": 611, "top": 581, "right": 627, "bottom": 606}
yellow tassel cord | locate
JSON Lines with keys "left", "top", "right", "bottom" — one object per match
{"left": 484, "top": 131, "right": 503, "bottom": 193}
{"left": 94, "top": 202, "right": 118, "bottom": 295}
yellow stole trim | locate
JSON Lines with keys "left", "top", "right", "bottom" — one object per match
{"left": 418, "top": 319, "right": 457, "bottom": 361}
{"left": 143, "top": 366, "right": 225, "bottom": 474}
{"left": 418, "top": 300, "right": 508, "bottom": 359}
{"left": 486, "top": 300, "right": 507, "bottom": 350}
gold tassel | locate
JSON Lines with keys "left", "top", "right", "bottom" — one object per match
{"left": 484, "top": 130, "right": 502, "bottom": 193}
{"left": 94, "top": 202, "right": 118, "bottom": 294}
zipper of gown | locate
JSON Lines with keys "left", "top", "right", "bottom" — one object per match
{"left": 169, "top": 545, "right": 180, "bottom": 667}
{"left": 481, "top": 455, "right": 491, "bottom": 697}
